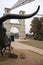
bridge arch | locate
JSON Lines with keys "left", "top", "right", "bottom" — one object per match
{"left": 3, "top": 8, "right": 25, "bottom": 39}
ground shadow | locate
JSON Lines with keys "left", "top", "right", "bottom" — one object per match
{"left": 8, "top": 53, "right": 18, "bottom": 59}
{"left": 0, "top": 53, "right": 8, "bottom": 62}
{"left": 0, "top": 52, "right": 18, "bottom": 62}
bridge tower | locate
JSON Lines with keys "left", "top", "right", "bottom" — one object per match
{"left": 3, "top": 8, "right": 25, "bottom": 39}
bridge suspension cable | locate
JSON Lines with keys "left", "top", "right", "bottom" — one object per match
{"left": 10, "top": 0, "right": 35, "bottom": 11}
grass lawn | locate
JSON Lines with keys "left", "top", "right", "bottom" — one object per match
{"left": 18, "top": 39, "right": 43, "bottom": 49}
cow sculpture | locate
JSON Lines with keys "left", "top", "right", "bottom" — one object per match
{"left": 0, "top": 5, "right": 40, "bottom": 55}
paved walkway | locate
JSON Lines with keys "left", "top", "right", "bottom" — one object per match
{"left": 11, "top": 41, "right": 43, "bottom": 56}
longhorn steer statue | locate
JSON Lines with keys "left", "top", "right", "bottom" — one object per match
{"left": 0, "top": 5, "right": 40, "bottom": 55}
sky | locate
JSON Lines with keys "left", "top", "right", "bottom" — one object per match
{"left": 0, "top": 0, "right": 43, "bottom": 34}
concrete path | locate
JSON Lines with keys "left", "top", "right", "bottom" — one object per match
{"left": 11, "top": 41, "right": 43, "bottom": 56}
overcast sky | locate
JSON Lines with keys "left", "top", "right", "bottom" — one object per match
{"left": 0, "top": 0, "right": 43, "bottom": 33}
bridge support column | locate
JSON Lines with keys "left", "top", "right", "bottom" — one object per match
{"left": 19, "top": 11, "right": 25, "bottom": 39}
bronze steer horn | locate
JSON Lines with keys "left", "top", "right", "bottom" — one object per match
{"left": 0, "top": 5, "right": 40, "bottom": 23}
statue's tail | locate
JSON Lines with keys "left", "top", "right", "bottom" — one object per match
{"left": 0, "top": 5, "right": 40, "bottom": 23}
